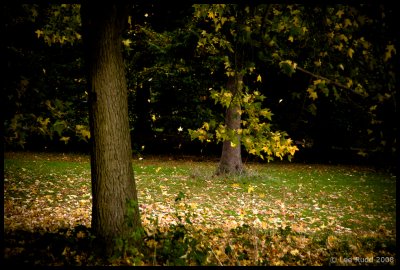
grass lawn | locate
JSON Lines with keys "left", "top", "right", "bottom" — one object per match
{"left": 3, "top": 152, "right": 396, "bottom": 266}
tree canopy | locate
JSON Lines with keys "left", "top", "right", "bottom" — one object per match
{"left": 4, "top": 3, "right": 397, "bottom": 166}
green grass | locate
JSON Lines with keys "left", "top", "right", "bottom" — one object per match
{"left": 3, "top": 152, "right": 396, "bottom": 266}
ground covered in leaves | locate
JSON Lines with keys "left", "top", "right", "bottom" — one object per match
{"left": 3, "top": 152, "right": 397, "bottom": 266}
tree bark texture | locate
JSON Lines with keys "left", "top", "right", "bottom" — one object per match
{"left": 81, "top": 2, "right": 142, "bottom": 255}
{"left": 217, "top": 74, "right": 244, "bottom": 175}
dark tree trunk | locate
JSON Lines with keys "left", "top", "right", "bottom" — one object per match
{"left": 81, "top": 2, "right": 142, "bottom": 256}
{"left": 216, "top": 74, "right": 245, "bottom": 175}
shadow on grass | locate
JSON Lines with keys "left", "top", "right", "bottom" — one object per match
{"left": 4, "top": 224, "right": 397, "bottom": 266}
{"left": 3, "top": 225, "right": 104, "bottom": 266}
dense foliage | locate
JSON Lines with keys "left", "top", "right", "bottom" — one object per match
{"left": 3, "top": 3, "right": 397, "bottom": 166}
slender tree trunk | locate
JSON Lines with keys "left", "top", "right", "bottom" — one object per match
{"left": 81, "top": 2, "right": 142, "bottom": 256}
{"left": 216, "top": 73, "right": 244, "bottom": 175}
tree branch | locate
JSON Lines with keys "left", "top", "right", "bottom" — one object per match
{"left": 295, "top": 66, "right": 365, "bottom": 96}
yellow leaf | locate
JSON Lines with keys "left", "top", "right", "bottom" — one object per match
{"left": 257, "top": 74, "right": 262, "bottom": 82}
{"left": 146, "top": 239, "right": 157, "bottom": 248}
{"left": 248, "top": 185, "right": 255, "bottom": 193}
{"left": 35, "top": 29, "right": 43, "bottom": 38}
{"left": 122, "top": 39, "right": 132, "bottom": 47}
{"left": 189, "top": 203, "right": 198, "bottom": 209}
{"left": 326, "top": 18, "right": 332, "bottom": 25}
{"left": 347, "top": 48, "right": 354, "bottom": 58}
{"left": 357, "top": 150, "right": 368, "bottom": 157}
{"left": 344, "top": 18, "right": 352, "bottom": 27}
{"left": 386, "top": 44, "right": 396, "bottom": 55}
{"left": 336, "top": 10, "right": 344, "bottom": 18}
{"left": 346, "top": 79, "right": 353, "bottom": 88}
{"left": 338, "top": 34, "right": 348, "bottom": 42}
{"left": 76, "top": 231, "right": 86, "bottom": 239}
{"left": 327, "top": 235, "right": 338, "bottom": 249}
{"left": 334, "top": 43, "right": 344, "bottom": 51}
{"left": 81, "top": 130, "right": 90, "bottom": 139}
{"left": 288, "top": 36, "right": 294, "bottom": 42}
{"left": 307, "top": 87, "right": 318, "bottom": 100}
{"left": 60, "top": 136, "right": 70, "bottom": 143}
{"left": 288, "top": 145, "right": 298, "bottom": 156}
{"left": 226, "top": 71, "right": 235, "bottom": 77}
{"left": 290, "top": 249, "right": 300, "bottom": 256}
{"left": 384, "top": 44, "right": 396, "bottom": 61}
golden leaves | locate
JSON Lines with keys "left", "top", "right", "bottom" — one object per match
{"left": 4, "top": 151, "right": 397, "bottom": 266}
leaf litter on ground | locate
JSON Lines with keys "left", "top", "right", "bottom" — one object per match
{"left": 3, "top": 152, "right": 396, "bottom": 266}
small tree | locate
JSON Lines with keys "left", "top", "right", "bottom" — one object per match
{"left": 189, "top": 4, "right": 397, "bottom": 172}
{"left": 189, "top": 4, "right": 299, "bottom": 174}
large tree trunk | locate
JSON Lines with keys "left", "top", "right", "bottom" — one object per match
{"left": 216, "top": 74, "right": 244, "bottom": 175}
{"left": 81, "top": 2, "right": 142, "bottom": 256}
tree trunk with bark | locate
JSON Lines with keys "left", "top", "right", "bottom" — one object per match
{"left": 216, "top": 73, "right": 245, "bottom": 175}
{"left": 81, "top": 2, "right": 142, "bottom": 257}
